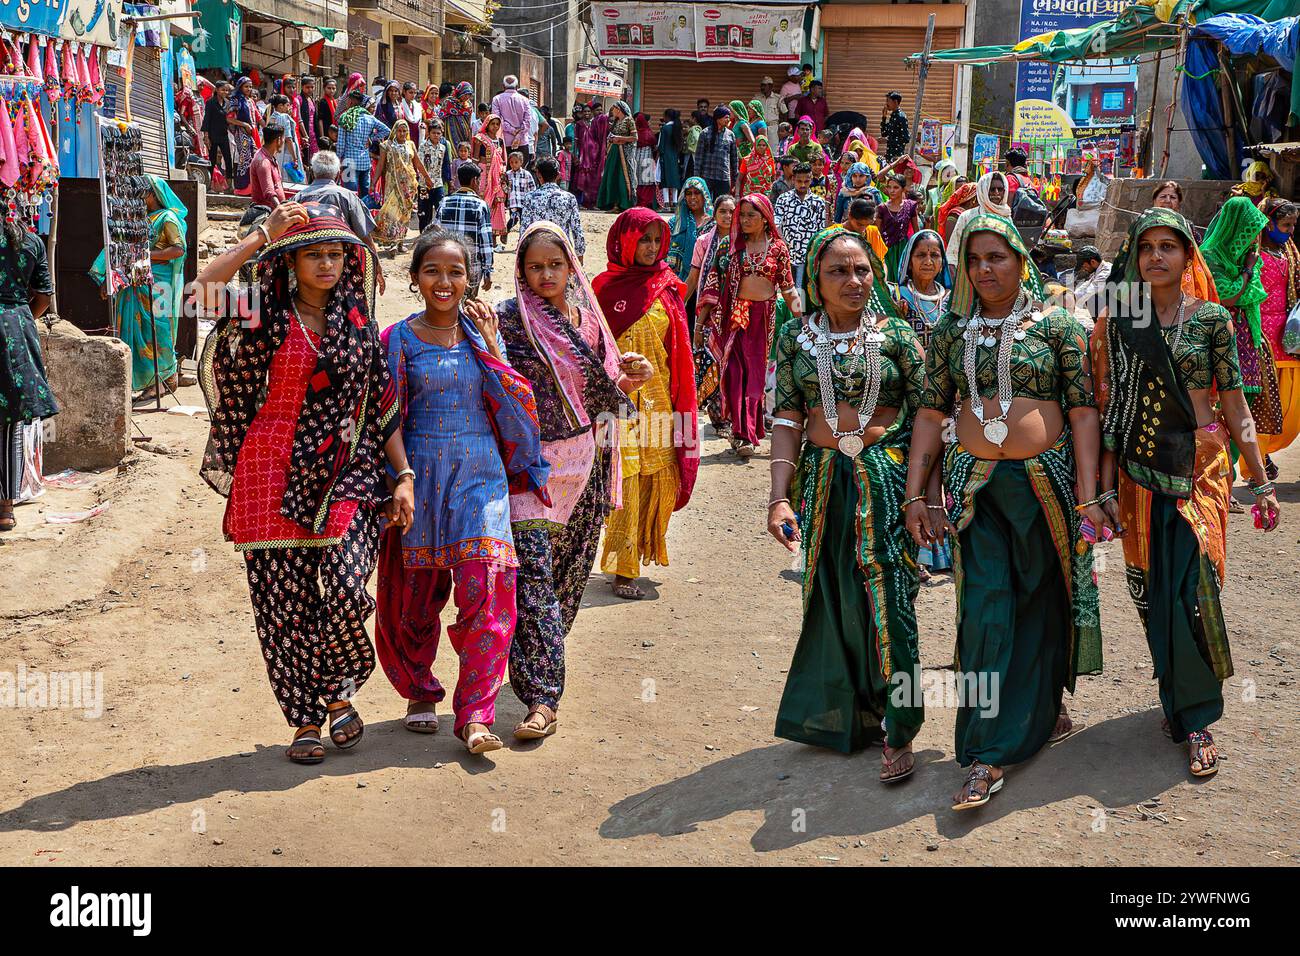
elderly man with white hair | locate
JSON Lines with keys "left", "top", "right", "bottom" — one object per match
{"left": 490, "top": 74, "right": 535, "bottom": 163}
{"left": 296, "top": 150, "right": 387, "bottom": 293}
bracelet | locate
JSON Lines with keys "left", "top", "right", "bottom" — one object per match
{"left": 1096, "top": 489, "right": 1118, "bottom": 505}
{"left": 771, "top": 417, "right": 803, "bottom": 431}
{"left": 394, "top": 467, "right": 415, "bottom": 482}
{"left": 771, "top": 458, "right": 798, "bottom": 469}
{"left": 254, "top": 222, "right": 272, "bottom": 246}
{"left": 768, "top": 497, "right": 791, "bottom": 508}
{"left": 901, "top": 494, "right": 927, "bottom": 508}
{"left": 1249, "top": 480, "right": 1275, "bottom": 497}
{"left": 926, "top": 504, "right": 946, "bottom": 511}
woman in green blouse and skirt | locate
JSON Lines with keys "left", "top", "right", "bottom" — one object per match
{"left": 1092, "top": 208, "right": 1280, "bottom": 778}
{"left": 768, "top": 227, "right": 930, "bottom": 782}
{"left": 904, "top": 214, "right": 1104, "bottom": 811}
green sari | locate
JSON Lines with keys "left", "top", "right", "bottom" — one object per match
{"left": 928, "top": 214, "right": 1102, "bottom": 766}
{"left": 90, "top": 176, "right": 186, "bottom": 391}
{"left": 773, "top": 228, "right": 927, "bottom": 753}
{"left": 596, "top": 103, "right": 636, "bottom": 212}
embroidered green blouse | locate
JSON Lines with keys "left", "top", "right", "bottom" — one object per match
{"left": 1163, "top": 301, "right": 1242, "bottom": 392}
{"left": 920, "top": 305, "right": 1095, "bottom": 412}
{"left": 774, "top": 313, "right": 926, "bottom": 417}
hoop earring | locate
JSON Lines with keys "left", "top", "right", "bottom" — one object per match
{"left": 409, "top": 282, "right": 419, "bottom": 294}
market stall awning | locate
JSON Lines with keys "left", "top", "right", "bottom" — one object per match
{"left": 1182, "top": 13, "right": 1300, "bottom": 178}
{"left": 906, "top": 2, "right": 1190, "bottom": 66}
{"left": 906, "top": 1, "right": 1300, "bottom": 66}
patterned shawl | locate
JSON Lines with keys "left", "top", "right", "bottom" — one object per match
{"left": 503, "top": 221, "right": 628, "bottom": 510}
{"left": 803, "top": 225, "right": 901, "bottom": 319}
{"left": 668, "top": 176, "right": 713, "bottom": 281}
{"left": 936, "top": 182, "right": 977, "bottom": 238}
{"left": 1099, "top": 207, "right": 1213, "bottom": 498}
{"left": 199, "top": 206, "right": 397, "bottom": 532}
{"left": 1201, "top": 195, "right": 1268, "bottom": 347}
{"left": 510, "top": 221, "right": 628, "bottom": 437}
{"left": 592, "top": 207, "right": 699, "bottom": 509}
{"left": 947, "top": 213, "right": 1046, "bottom": 319}
{"left": 382, "top": 313, "right": 550, "bottom": 500}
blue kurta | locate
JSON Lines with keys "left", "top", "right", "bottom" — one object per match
{"left": 388, "top": 321, "right": 516, "bottom": 569}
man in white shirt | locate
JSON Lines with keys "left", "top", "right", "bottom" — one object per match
{"left": 755, "top": 77, "right": 781, "bottom": 128}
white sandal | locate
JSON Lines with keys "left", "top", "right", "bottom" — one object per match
{"left": 463, "top": 727, "right": 503, "bottom": 754}
{"left": 404, "top": 703, "right": 439, "bottom": 734}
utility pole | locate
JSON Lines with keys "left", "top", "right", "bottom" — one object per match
{"left": 905, "top": 13, "right": 936, "bottom": 160}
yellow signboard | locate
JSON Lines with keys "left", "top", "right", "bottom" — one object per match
{"left": 1012, "top": 99, "right": 1074, "bottom": 142}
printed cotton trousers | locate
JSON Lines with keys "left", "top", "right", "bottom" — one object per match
{"left": 510, "top": 461, "right": 606, "bottom": 711}
{"left": 242, "top": 507, "right": 380, "bottom": 730}
{"left": 376, "top": 543, "right": 516, "bottom": 735}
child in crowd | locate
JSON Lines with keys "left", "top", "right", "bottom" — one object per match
{"left": 451, "top": 141, "right": 472, "bottom": 185}
{"left": 504, "top": 150, "right": 537, "bottom": 240}
{"left": 770, "top": 156, "right": 797, "bottom": 201}
{"left": 816, "top": 127, "right": 837, "bottom": 163}
{"left": 266, "top": 94, "right": 303, "bottom": 183}
{"left": 558, "top": 136, "right": 574, "bottom": 188}
{"left": 835, "top": 161, "right": 877, "bottom": 224}
{"left": 843, "top": 197, "right": 888, "bottom": 263}
{"left": 809, "top": 154, "right": 831, "bottom": 215}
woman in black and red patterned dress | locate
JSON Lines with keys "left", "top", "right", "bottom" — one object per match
{"left": 194, "top": 202, "right": 415, "bottom": 765}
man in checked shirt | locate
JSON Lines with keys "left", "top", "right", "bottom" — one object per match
{"left": 435, "top": 162, "right": 495, "bottom": 295}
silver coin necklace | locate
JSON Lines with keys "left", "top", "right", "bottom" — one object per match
{"left": 960, "top": 291, "right": 1030, "bottom": 447}
{"left": 805, "top": 312, "right": 885, "bottom": 457}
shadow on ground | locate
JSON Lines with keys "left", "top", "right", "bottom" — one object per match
{"left": 0, "top": 717, "right": 534, "bottom": 833}
{"left": 599, "top": 709, "right": 1186, "bottom": 852}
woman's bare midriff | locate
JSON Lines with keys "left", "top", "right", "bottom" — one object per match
{"left": 739, "top": 275, "right": 776, "bottom": 302}
{"left": 954, "top": 396, "right": 1065, "bottom": 460}
{"left": 1187, "top": 388, "right": 1219, "bottom": 429}
{"left": 801, "top": 403, "right": 901, "bottom": 451}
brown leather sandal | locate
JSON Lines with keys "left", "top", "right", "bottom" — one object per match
{"left": 514, "top": 704, "right": 558, "bottom": 740}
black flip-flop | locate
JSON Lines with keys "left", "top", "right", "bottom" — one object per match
{"left": 287, "top": 730, "right": 325, "bottom": 765}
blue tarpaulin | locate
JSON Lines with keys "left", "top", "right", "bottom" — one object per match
{"left": 1182, "top": 14, "right": 1300, "bottom": 179}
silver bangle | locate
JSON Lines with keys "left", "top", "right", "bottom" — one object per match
{"left": 768, "top": 497, "right": 790, "bottom": 508}
{"left": 771, "top": 458, "right": 798, "bottom": 469}
{"left": 254, "top": 222, "right": 272, "bottom": 246}
{"left": 394, "top": 467, "right": 415, "bottom": 482}
{"left": 772, "top": 417, "right": 803, "bottom": 430}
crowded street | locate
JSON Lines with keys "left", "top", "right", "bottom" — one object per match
{"left": 1, "top": 208, "right": 1295, "bottom": 866}
{"left": 0, "top": 0, "right": 1297, "bottom": 897}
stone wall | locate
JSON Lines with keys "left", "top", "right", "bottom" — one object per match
{"left": 38, "top": 320, "right": 132, "bottom": 473}
{"left": 1095, "top": 178, "right": 1239, "bottom": 259}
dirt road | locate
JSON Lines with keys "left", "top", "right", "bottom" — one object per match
{"left": 1, "top": 210, "right": 1295, "bottom": 866}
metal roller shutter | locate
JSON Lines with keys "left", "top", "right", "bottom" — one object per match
{"left": 394, "top": 40, "right": 421, "bottom": 86}
{"left": 102, "top": 46, "right": 170, "bottom": 176}
{"left": 823, "top": 27, "right": 960, "bottom": 126}
{"left": 639, "top": 60, "right": 777, "bottom": 125}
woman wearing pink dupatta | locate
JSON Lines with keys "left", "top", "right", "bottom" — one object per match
{"left": 495, "top": 221, "right": 652, "bottom": 737}
{"left": 572, "top": 103, "right": 600, "bottom": 208}
{"left": 471, "top": 113, "right": 508, "bottom": 242}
